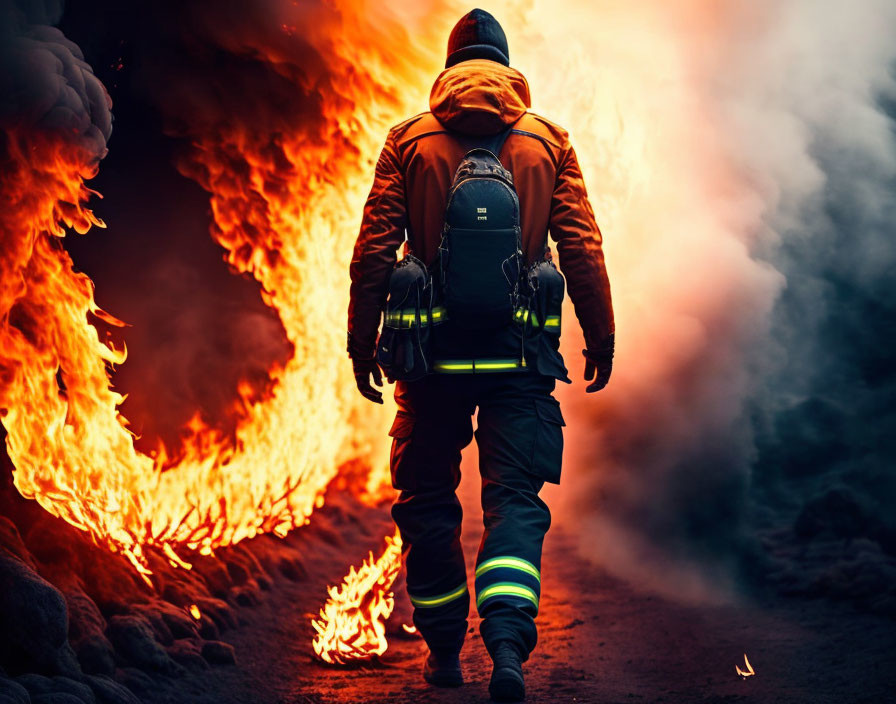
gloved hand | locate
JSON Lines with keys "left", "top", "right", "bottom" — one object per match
{"left": 583, "top": 333, "right": 614, "bottom": 393}
{"left": 352, "top": 356, "right": 384, "bottom": 404}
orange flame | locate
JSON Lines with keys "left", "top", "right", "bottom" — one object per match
{"left": 311, "top": 528, "right": 403, "bottom": 664}
{"left": 0, "top": 3, "right": 446, "bottom": 579}
{"left": 736, "top": 653, "right": 755, "bottom": 678}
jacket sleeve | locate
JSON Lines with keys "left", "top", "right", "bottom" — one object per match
{"left": 548, "top": 143, "right": 615, "bottom": 350}
{"left": 347, "top": 130, "right": 407, "bottom": 359}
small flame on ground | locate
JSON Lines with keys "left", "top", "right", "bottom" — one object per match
{"left": 188, "top": 604, "right": 201, "bottom": 620}
{"left": 311, "top": 528, "right": 403, "bottom": 664}
{"left": 736, "top": 653, "right": 755, "bottom": 678}
{"left": 401, "top": 623, "right": 417, "bottom": 635}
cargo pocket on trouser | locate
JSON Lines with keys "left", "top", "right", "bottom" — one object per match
{"left": 389, "top": 410, "right": 417, "bottom": 492}
{"left": 530, "top": 397, "right": 565, "bottom": 484}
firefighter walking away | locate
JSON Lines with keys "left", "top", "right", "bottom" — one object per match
{"left": 347, "top": 8, "right": 614, "bottom": 702}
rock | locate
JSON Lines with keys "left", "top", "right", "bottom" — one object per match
{"left": 31, "top": 695, "right": 85, "bottom": 704}
{"left": 84, "top": 676, "right": 139, "bottom": 704}
{"left": 223, "top": 557, "right": 250, "bottom": 586}
{"left": 166, "top": 641, "right": 208, "bottom": 671}
{"left": 190, "top": 558, "right": 232, "bottom": 598}
{"left": 152, "top": 602, "right": 198, "bottom": 640}
{"left": 228, "top": 585, "right": 259, "bottom": 607}
{"left": 72, "top": 636, "right": 115, "bottom": 677}
{"left": 20, "top": 522, "right": 81, "bottom": 571}
{"left": 131, "top": 606, "right": 173, "bottom": 646}
{"left": 197, "top": 618, "right": 219, "bottom": 641}
{"left": 0, "top": 677, "right": 30, "bottom": 704}
{"left": 0, "top": 553, "right": 81, "bottom": 677}
{"left": 277, "top": 556, "right": 307, "bottom": 582}
{"left": 193, "top": 597, "right": 236, "bottom": 631}
{"left": 160, "top": 581, "right": 191, "bottom": 608}
{"left": 0, "top": 517, "right": 34, "bottom": 568}
{"left": 105, "top": 616, "right": 171, "bottom": 673}
{"left": 13, "top": 675, "right": 94, "bottom": 704}
{"left": 80, "top": 558, "right": 147, "bottom": 616}
{"left": 65, "top": 590, "right": 106, "bottom": 644}
{"left": 65, "top": 590, "right": 114, "bottom": 677}
{"left": 110, "top": 670, "right": 151, "bottom": 695}
{"left": 200, "top": 641, "right": 236, "bottom": 666}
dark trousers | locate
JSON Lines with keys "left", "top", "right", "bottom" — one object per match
{"left": 389, "top": 372, "right": 564, "bottom": 661}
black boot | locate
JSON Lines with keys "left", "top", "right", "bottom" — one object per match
{"left": 489, "top": 642, "right": 525, "bottom": 702}
{"left": 422, "top": 649, "right": 463, "bottom": 688}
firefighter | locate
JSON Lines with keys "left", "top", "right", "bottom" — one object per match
{"left": 347, "top": 8, "right": 614, "bottom": 702}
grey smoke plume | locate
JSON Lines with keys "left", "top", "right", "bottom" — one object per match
{"left": 737, "top": 0, "right": 896, "bottom": 612}
{"left": 0, "top": 0, "right": 111, "bottom": 155}
{"left": 528, "top": 0, "right": 896, "bottom": 607}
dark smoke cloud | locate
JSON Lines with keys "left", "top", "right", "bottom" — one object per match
{"left": 740, "top": 2, "right": 896, "bottom": 613}
{"left": 0, "top": 0, "right": 111, "bottom": 156}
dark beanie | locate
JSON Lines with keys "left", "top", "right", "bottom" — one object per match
{"left": 445, "top": 8, "right": 509, "bottom": 68}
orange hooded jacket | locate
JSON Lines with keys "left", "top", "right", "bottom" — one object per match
{"left": 348, "top": 59, "right": 614, "bottom": 360}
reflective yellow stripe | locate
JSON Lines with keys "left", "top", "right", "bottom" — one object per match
{"left": 409, "top": 583, "right": 468, "bottom": 608}
{"left": 476, "top": 583, "right": 539, "bottom": 609}
{"left": 433, "top": 361, "right": 475, "bottom": 372}
{"left": 476, "top": 556, "right": 540, "bottom": 581}
{"left": 544, "top": 315, "right": 560, "bottom": 329}
{"left": 385, "top": 306, "right": 447, "bottom": 328}
{"left": 513, "top": 308, "right": 542, "bottom": 327}
{"left": 434, "top": 359, "right": 524, "bottom": 373}
{"left": 475, "top": 361, "right": 521, "bottom": 370}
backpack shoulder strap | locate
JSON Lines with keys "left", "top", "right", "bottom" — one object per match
{"left": 477, "top": 126, "right": 513, "bottom": 162}
{"left": 450, "top": 121, "right": 518, "bottom": 163}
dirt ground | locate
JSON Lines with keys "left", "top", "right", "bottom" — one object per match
{"left": 141, "top": 467, "right": 896, "bottom": 704}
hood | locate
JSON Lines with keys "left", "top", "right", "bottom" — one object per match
{"left": 429, "top": 59, "right": 531, "bottom": 136}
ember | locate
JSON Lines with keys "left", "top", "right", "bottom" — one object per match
{"left": 736, "top": 653, "right": 755, "bottom": 679}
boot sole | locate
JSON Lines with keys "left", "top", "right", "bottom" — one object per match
{"left": 489, "top": 667, "right": 525, "bottom": 702}
{"left": 423, "top": 671, "right": 464, "bottom": 688}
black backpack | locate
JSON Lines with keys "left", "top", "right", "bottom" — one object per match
{"left": 438, "top": 128, "right": 524, "bottom": 330}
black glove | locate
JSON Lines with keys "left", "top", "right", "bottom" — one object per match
{"left": 352, "top": 356, "right": 384, "bottom": 404}
{"left": 583, "top": 333, "right": 614, "bottom": 393}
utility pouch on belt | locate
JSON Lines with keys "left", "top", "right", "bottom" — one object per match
{"left": 514, "top": 256, "right": 571, "bottom": 383}
{"left": 376, "top": 254, "right": 442, "bottom": 382}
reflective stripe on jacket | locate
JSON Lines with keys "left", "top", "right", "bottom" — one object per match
{"left": 348, "top": 59, "right": 614, "bottom": 359}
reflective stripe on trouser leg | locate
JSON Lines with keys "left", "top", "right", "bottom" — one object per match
{"left": 474, "top": 373, "right": 557, "bottom": 660}
{"left": 475, "top": 556, "right": 541, "bottom": 615}
{"left": 409, "top": 582, "right": 469, "bottom": 609}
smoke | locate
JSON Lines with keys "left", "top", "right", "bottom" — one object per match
{"left": 494, "top": 0, "right": 896, "bottom": 606}
{"left": 0, "top": 0, "right": 111, "bottom": 157}
{"left": 737, "top": 1, "right": 896, "bottom": 613}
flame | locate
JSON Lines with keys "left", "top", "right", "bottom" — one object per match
{"left": 0, "top": 3, "right": 445, "bottom": 578}
{"left": 311, "top": 528, "right": 403, "bottom": 664}
{"left": 736, "top": 653, "right": 755, "bottom": 678}
{"left": 189, "top": 604, "right": 201, "bottom": 620}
